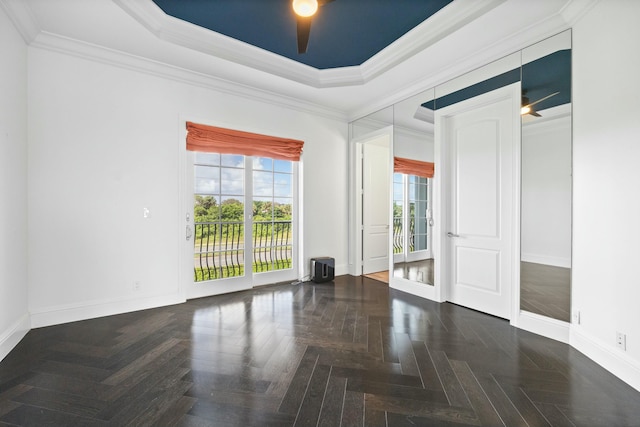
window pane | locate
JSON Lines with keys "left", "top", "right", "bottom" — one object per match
{"left": 274, "top": 173, "right": 292, "bottom": 197}
{"left": 393, "top": 182, "right": 403, "bottom": 200}
{"left": 221, "top": 154, "right": 243, "bottom": 167}
{"left": 253, "top": 197, "right": 272, "bottom": 220}
{"left": 414, "top": 233, "right": 428, "bottom": 251}
{"left": 409, "top": 184, "right": 416, "bottom": 202}
{"left": 274, "top": 198, "right": 292, "bottom": 220}
{"left": 221, "top": 168, "right": 244, "bottom": 195}
{"left": 194, "top": 195, "right": 220, "bottom": 221}
{"left": 220, "top": 197, "right": 244, "bottom": 221}
{"left": 194, "top": 165, "right": 219, "bottom": 195}
{"left": 194, "top": 152, "right": 220, "bottom": 166}
{"left": 274, "top": 159, "right": 292, "bottom": 173}
{"left": 253, "top": 157, "right": 272, "bottom": 171}
{"left": 253, "top": 171, "right": 274, "bottom": 196}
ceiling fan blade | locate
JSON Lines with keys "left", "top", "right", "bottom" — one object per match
{"left": 526, "top": 91, "right": 560, "bottom": 108}
{"left": 296, "top": 16, "right": 312, "bottom": 54}
{"left": 529, "top": 111, "right": 542, "bottom": 117}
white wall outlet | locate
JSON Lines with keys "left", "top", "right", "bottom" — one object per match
{"left": 616, "top": 332, "right": 626, "bottom": 351}
{"left": 133, "top": 281, "right": 141, "bottom": 291}
{"left": 572, "top": 310, "right": 581, "bottom": 325}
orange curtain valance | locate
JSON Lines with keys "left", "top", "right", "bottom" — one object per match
{"left": 186, "top": 121, "right": 304, "bottom": 161}
{"left": 394, "top": 157, "right": 434, "bottom": 179}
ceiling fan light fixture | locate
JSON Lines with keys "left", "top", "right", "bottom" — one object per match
{"left": 521, "top": 105, "right": 531, "bottom": 115}
{"left": 293, "top": 0, "right": 318, "bottom": 17}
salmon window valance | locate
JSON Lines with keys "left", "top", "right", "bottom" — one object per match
{"left": 393, "top": 157, "right": 434, "bottom": 179}
{"left": 186, "top": 121, "right": 304, "bottom": 161}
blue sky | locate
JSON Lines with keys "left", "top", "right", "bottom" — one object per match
{"left": 194, "top": 154, "right": 293, "bottom": 205}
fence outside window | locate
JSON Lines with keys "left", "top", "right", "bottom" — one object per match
{"left": 194, "top": 220, "right": 292, "bottom": 281}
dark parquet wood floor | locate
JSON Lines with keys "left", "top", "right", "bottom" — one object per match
{"left": 1, "top": 275, "right": 639, "bottom": 426}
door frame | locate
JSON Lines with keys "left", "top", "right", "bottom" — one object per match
{"left": 433, "top": 83, "right": 521, "bottom": 324}
{"left": 350, "top": 126, "right": 393, "bottom": 277}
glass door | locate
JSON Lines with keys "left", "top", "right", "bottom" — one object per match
{"left": 407, "top": 175, "right": 430, "bottom": 262}
{"left": 251, "top": 157, "right": 296, "bottom": 286}
{"left": 393, "top": 173, "right": 432, "bottom": 263}
{"left": 187, "top": 152, "right": 298, "bottom": 298}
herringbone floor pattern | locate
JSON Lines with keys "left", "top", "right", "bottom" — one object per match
{"left": 1, "top": 276, "right": 639, "bottom": 426}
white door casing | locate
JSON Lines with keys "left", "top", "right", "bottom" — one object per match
{"left": 436, "top": 84, "right": 519, "bottom": 320}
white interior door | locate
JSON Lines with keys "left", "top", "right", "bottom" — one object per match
{"left": 362, "top": 138, "right": 390, "bottom": 274}
{"left": 439, "top": 84, "right": 518, "bottom": 319}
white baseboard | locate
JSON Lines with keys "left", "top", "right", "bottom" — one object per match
{"left": 571, "top": 327, "right": 640, "bottom": 393}
{"left": 0, "top": 313, "right": 31, "bottom": 362}
{"left": 521, "top": 253, "right": 571, "bottom": 268}
{"left": 30, "top": 293, "right": 185, "bottom": 328}
{"left": 514, "top": 310, "right": 570, "bottom": 343}
{"left": 335, "top": 263, "right": 349, "bottom": 277}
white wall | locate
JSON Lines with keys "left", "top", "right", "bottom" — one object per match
{"left": 394, "top": 130, "right": 434, "bottom": 163}
{"left": 0, "top": 6, "right": 30, "bottom": 360}
{"left": 521, "top": 115, "right": 571, "bottom": 267}
{"left": 27, "top": 47, "right": 348, "bottom": 327}
{"left": 572, "top": 0, "right": 640, "bottom": 391}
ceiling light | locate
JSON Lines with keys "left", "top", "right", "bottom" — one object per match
{"left": 293, "top": 0, "right": 318, "bottom": 17}
{"left": 521, "top": 105, "right": 531, "bottom": 115}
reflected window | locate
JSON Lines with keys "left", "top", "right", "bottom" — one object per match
{"left": 409, "top": 175, "right": 429, "bottom": 252}
{"left": 393, "top": 173, "right": 404, "bottom": 254}
{"left": 393, "top": 173, "right": 430, "bottom": 256}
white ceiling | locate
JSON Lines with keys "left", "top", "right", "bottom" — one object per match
{"left": 1, "top": 0, "right": 594, "bottom": 120}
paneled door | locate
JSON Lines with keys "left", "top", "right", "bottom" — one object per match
{"left": 362, "top": 137, "right": 390, "bottom": 274}
{"left": 438, "top": 84, "right": 519, "bottom": 319}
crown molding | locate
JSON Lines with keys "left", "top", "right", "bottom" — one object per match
{"left": 559, "top": 0, "right": 600, "bottom": 26}
{"left": 113, "top": 0, "right": 507, "bottom": 89}
{"left": 395, "top": 124, "right": 434, "bottom": 142}
{"left": 0, "top": 0, "right": 40, "bottom": 43}
{"left": 359, "top": 0, "right": 508, "bottom": 84}
{"left": 29, "top": 31, "right": 348, "bottom": 122}
{"left": 413, "top": 106, "right": 435, "bottom": 127}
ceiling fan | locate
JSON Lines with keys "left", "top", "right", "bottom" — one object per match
{"left": 292, "top": 0, "right": 335, "bottom": 54}
{"left": 521, "top": 91, "right": 559, "bottom": 117}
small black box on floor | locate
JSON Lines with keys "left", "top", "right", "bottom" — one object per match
{"left": 310, "top": 257, "right": 335, "bottom": 283}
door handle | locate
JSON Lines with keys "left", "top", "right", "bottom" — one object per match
{"left": 186, "top": 225, "right": 193, "bottom": 241}
{"left": 447, "top": 231, "right": 460, "bottom": 238}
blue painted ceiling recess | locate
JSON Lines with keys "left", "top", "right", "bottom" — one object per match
{"left": 151, "top": 0, "right": 453, "bottom": 70}
{"left": 522, "top": 50, "right": 571, "bottom": 110}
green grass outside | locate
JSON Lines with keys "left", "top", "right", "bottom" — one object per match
{"left": 194, "top": 259, "right": 292, "bottom": 281}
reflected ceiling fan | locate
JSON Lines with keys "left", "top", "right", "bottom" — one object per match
{"left": 292, "top": 0, "right": 335, "bottom": 54}
{"left": 521, "top": 91, "right": 559, "bottom": 117}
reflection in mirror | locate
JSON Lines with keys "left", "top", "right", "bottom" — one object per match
{"left": 392, "top": 89, "right": 435, "bottom": 285}
{"left": 520, "top": 30, "right": 572, "bottom": 322}
{"left": 349, "top": 106, "right": 393, "bottom": 283}
{"left": 351, "top": 106, "right": 394, "bottom": 139}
